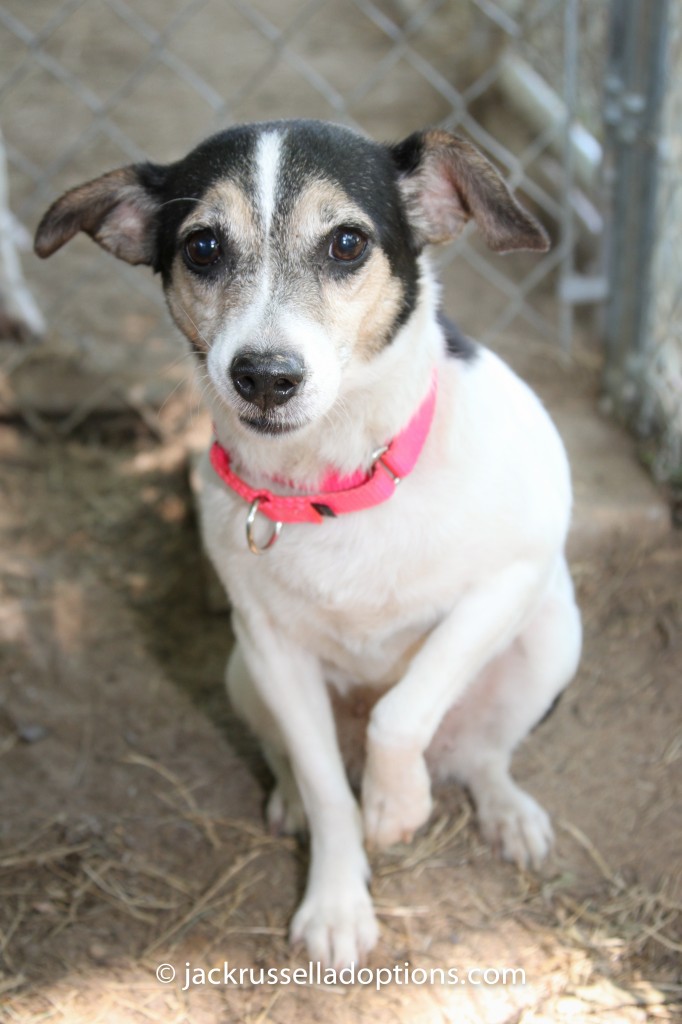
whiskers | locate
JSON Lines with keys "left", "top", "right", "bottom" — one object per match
{"left": 156, "top": 304, "right": 213, "bottom": 426}
{"left": 158, "top": 196, "right": 217, "bottom": 213}
{"left": 176, "top": 302, "right": 212, "bottom": 353}
{"left": 320, "top": 390, "right": 353, "bottom": 435}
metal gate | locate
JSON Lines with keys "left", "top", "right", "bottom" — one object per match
{"left": 602, "top": 0, "right": 681, "bottom": 482}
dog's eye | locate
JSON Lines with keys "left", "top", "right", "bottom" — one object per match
{"left": 329, "top": 227, "right": 368, "bottom": 263}
{"left": 184, "top": 228, "right": 222, "bottom": 269}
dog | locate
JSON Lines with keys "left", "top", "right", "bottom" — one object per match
{"left": 35, "top": 118, "right": 582, "bottom": 969}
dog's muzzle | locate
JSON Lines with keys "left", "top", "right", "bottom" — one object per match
{"left": 230, "top": 350, "right": 304, "bottom": 412}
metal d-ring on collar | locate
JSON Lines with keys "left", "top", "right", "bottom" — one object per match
{"left": 370, "top": 445, "right": 401, "bottom": 486}
{"left": 245, "top": 448, "right": 401, "bottom": 554}
{"left": 246, "top": 497, "right": 283, "bottom": 555}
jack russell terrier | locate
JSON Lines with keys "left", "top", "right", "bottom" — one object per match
{"left": 35, "top": 118, "right": 582, "bottom": 969}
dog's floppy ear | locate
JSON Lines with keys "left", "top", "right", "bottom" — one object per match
{"left": 34, "top": 164, "right": 167, "bottom": 265}
{"left": 390, "top": 129, "right": 549, "bottom": 254}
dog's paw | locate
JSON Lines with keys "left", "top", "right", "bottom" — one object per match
{"left": 266, "top": 783, "right": 308, "bottom": 837}
{"left": 362, "top": 742, "right": 433, "bottom": 850}
{"left": 290, "top": 878, "right": 379, "bottom": 969}
{"left": 478, "top": 787, "right": 553, "bottom": 870}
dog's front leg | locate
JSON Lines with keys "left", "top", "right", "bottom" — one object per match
{"left": 231, "top": 608, "right": 378, "bottom": 968}
{"left": 362, "top": 561, "right": 547, "bottom": 849}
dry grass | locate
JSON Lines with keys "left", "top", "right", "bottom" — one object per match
{"left": 2, "top": 754, "right": 681, "bottom": 1022}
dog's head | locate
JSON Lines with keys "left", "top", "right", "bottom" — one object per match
{"left": 35, "top": 120, "right": 548, "bottom": 437}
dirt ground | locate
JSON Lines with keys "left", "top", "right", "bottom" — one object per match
{"left": 1, "top": 321, "right": 681, "bottom": 1024}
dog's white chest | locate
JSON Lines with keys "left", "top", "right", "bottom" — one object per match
{"left": 244, "top": 516, "right": 457, "bottom": 687}
{"left": 200, "top": 459, "right": 464, "bottom": 686}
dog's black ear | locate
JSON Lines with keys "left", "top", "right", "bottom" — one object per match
{"left": 390, "top": 129, "right": 549, "bottom": 254}
{"left": 34, "top": 163, "right": 167, "bottom": 265}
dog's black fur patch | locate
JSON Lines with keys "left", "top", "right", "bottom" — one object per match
{"left": 534, "top": 691, "right": 564, "bottom": 731}
{"left": 438, "top": 312, "right": 478, "bottom": 362}
{"left": 388, "top": 132, "right": 425, "bottom": 178}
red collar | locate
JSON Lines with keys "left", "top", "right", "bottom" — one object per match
{"left": 210, "top": 372, "right": 437, "bottom": 543}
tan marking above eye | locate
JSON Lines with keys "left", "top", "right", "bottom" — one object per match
{"left": 287, "top": 181, "right": 372, "bottom": 250}
{"left": 178, "top": 179, "right": 259, "bottom": 249}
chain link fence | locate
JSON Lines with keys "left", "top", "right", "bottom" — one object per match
{"left": 0, "top": 0, "right": 608, "bottom": 440}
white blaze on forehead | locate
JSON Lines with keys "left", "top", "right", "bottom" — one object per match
{"left": 255, "top": 130, "right": 283, "bottom": 234}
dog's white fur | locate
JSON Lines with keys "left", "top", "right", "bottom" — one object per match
{"left": 199, "top": 260, "right": 581, "bottom": 968}
{"left": 34, "top": 120, "right": 582, "bottom": 970}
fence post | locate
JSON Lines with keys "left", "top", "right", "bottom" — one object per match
{"left": 602, "top": 0, "right": 669, "bottom": 421}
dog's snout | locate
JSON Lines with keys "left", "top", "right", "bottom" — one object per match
{"left": 230, "top": 351, "right": 305, "bottom": 411}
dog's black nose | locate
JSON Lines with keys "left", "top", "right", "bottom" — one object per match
{"left": 230, "top": 351, "right": 305, "bottom": 411}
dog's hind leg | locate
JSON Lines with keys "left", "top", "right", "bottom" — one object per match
{"left": 226, "top": 644, "right": 307, "bottom": 836}
{"left": 428, "top": 556, "right": 581, "bottom": 868}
